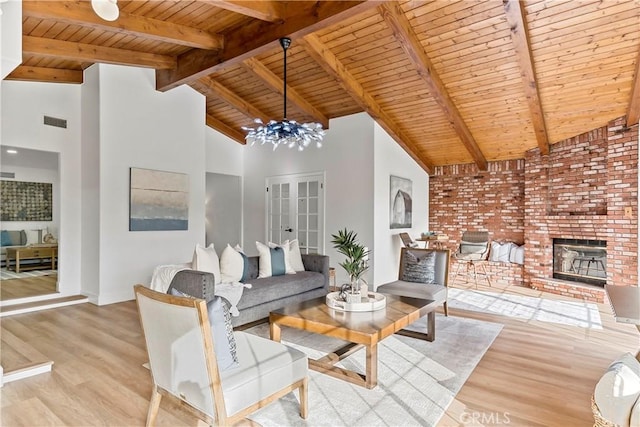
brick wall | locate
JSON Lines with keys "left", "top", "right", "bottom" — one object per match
{"left": 430, "top": 117, "right": 638, "bottom": 299}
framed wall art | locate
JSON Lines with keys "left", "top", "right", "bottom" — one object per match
{"left": 389, "top": 175, "right": 412, "bottom": 229}
{"left": 129, "top": 167, "right": 189, "bottom": 231}
{"left": 0, "top": 180, "right": 53, "bottom": 221}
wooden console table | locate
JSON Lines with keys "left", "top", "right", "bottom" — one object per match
{"left": 5, "top": 245, "right": 57, "bottom": 273}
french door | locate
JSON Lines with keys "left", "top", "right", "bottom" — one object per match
{"left": 266, "top": 172, "right": 325, "bottom": 254}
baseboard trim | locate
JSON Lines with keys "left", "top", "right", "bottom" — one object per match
{"left": 3, "top": 361, "right": 53, "bottom": 384}
{"left": 0, "top": 295, "right": 88, "bottom": 317}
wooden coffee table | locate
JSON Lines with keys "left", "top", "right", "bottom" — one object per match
{"left": 269, "top": 294, "right": 437, "bottom": 389}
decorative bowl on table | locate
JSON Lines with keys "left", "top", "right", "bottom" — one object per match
{"left": 326, "top": 291, "right": 386, "bottom": 312}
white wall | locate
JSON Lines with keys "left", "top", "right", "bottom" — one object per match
{"left": 242, "top": 112, "right": 375, "bottom": 285}
{"left": 93, "top": 64, "right": 206, "bottom": 304}
{"left": 206, "top": 127, "right": 244, "bottom": 176}
{"left": 2, "top": 80, "right": 83, "bottom": 297}
{"left": 372, "top": 123, "right": 429, "bottom": 288}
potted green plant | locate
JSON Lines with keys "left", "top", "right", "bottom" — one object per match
{"left": 331, "top": 228, "right": 370, "bottom": 300}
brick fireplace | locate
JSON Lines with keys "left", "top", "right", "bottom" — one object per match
{"left": 430, "top": 117, "right": 638, "bottom": 303}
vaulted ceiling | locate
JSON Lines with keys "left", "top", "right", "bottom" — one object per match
{"left": 7, "top": 0, "right": 640, "bottom": 174}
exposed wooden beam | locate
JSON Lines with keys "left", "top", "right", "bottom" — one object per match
{"left": 156, "top": 1, "right": 381, "bottom": 92}
{"left": 299, "top": 34, "right": 433, "bottom": 175}
{"left": 206, "top": 114, "right": 247, "bottom": 143}
{"left": 23, "top": 36, "right": 175, "bottom": 69}
{"left": 195, "top": 76, "right": 271, "bottom": 123}
{"left": 243, "top": 57, "right": 329, "bottom": 129}
{"left": 378, "top": 3, "right": 488, "bottom": 171}
{"left": 23, "top": 1, "right": 224, "bottom": 50}
{"left": 626, "top": 45, "right": 640, "bottom": 126}
{"left": 503, "top": 0, "right": 550, "bottom": 155}
{"left": 5, "top": 66, "right": 83, "bottom": 84}
{"left": 200, "top": 0, "right": 285, "bottom": 22}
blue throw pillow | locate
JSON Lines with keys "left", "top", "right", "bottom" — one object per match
{"left": 1, "top": 231, "right": 11, "bottom": 247}
{"left": 168, "top": 288, "right": 238, "bottom": 371}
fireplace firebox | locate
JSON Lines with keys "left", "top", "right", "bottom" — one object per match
{"left": 553, "top": 238, "right": 607, "bottom": 286}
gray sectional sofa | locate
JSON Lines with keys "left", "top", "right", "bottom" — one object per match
{"left": 169, "top": 253, "right": 330, "bottom": 327}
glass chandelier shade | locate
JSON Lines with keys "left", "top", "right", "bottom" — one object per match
{"left": 243, "top": 38, "right": 325, "bottom": 151}
{"left": 91, "top": 0, "right": 119, "bottom": 21}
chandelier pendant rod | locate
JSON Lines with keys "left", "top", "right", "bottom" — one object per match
{"left": 280, "top": 37, "right": 291, "bottom": 121}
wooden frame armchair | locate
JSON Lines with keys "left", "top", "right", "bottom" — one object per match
{"left": 134, "top": 285, "right": 308, "bottom": 426}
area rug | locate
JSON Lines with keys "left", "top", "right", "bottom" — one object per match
{"left": 0, "top": 268, "right": 56, "bottom": 281}
{"left": 244, "top": 314, "right": 502, "bottom": 427}
{"left": 448, "top": 288, "right": 603, "bottom": 329}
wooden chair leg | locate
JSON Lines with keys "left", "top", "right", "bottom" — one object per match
{"left": 443, "top": 300, "right": 449, "bottom": 317}
{"left": 471, "top": 262, "right": 478, "bottom": 288}
{"left": 299, "top": 377, "right": 309, "bottom": 419}
{"left": 478, "top": 262, "right": 492, "bottom": 287}
{"left": 453, "top": 260, "right": 463, "bottom": 284}
{"left": 146, "top": 385, "right": 162, "bottom": 427}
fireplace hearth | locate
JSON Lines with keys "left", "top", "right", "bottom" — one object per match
{"left": 553, "top": 238, "right": 607, "bottom": 286}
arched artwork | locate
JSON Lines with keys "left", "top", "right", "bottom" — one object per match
{"left": 390, "top": 175, "right": 412, "bottom": 229}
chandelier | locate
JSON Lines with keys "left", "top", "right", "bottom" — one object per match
{"left": 243, "top": 38, "right": 325, "bottom": 151}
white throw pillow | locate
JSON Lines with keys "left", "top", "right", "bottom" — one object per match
{"left": 25, "top": 229, "right": 41, "bottom": 245}
{"left": 220, "top": 244, "right": 249, "bottom": 283}
{"left": 489, "top": 242, "right": 513, "bottom": 263}
{"left": 257, "top": 241, "right": 295, "bottom": 278}
{"left": 267, "top": 240, "right": 296, "bottom": 275}
{"left": 509, "top": 244, "right": 525, "bottom": 265}
{"left": 191, "top": 243, "right": 221, "bottom": 285}
{"left": 594, "top": 353, "right": 640, "bottom": 427}
{"left": 288, "top": 239, "right": 305, "bottom": 272}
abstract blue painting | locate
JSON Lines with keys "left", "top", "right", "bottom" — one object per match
{"left": 129, "top": 168, "right": 189, "bottom": 231}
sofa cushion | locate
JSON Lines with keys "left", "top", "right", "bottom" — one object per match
{"left": 376, "top": 280, "right": 447, "bottom": 304}
{"left": 490, "top": 242, "right": 514, "bottom": 263}
{"left": 594, "top": 352, "right": 640, "bottom": 427}
{"left": 169, "top": 288, "right": 238, "bottom": 372}
{"left": 236, "top": 271, "right": 324, "bottom": 311}
{"left": 257, "top": 241, "right": 295, "bottom": 278}
{"left": 220, "top": 244, "right": 249, "bottom": 283}
{"left": 509, "top": 244, "right": 525, "bottom": 265}
{"left": 221, "top": 331, "right": 307, "bottom": 417}
{"left": 7, "top": 230, "right": 26, "bottom": 246}
{"left": 192, "top": 243, "right": 221, "bottom": 285}
{"left": 0, "top": 231, "right": 11, "bottom": 247}
{"left": 401, "top": 250, "right": 435, "bottom": 284}
{"left": 288, "top": 239, "right": 306, "bottom": 272}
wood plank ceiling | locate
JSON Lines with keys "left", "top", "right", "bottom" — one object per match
{"left": 8, "top": 0, "right": 640, "bottom": 175}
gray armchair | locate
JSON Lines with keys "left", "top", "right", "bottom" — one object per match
{"left": 453, "top": 231, "right": 492, "bottom": 288}
{"left": 377, "top": 247, "right": 450, "bottom": 317}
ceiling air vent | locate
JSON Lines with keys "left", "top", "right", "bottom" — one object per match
{"left": 0, "top": 172, "right": 16, "bottom": 179}
{"left": 43, "top": 115, "right": 67, "bottom": 129}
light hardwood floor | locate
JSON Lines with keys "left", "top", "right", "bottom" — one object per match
{"left": 1, "top": 274, "right": 58, "bottom": 300}
{"left": 1, "top": 281, "right": 637, "bottom": 426}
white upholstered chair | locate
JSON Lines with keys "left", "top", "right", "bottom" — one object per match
{"left": 134, "top": 285, "right": 308, "bottom": 426}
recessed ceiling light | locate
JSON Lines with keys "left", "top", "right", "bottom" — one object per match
{"left": 6, "top": 149, "right": 18, "bottom": 154}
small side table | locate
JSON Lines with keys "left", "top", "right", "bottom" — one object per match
{"left": 605, "top": 285, "right": 640, "bottom": 360}
{"left": 417, "top": 234, "right": 448, "bottom": 250}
